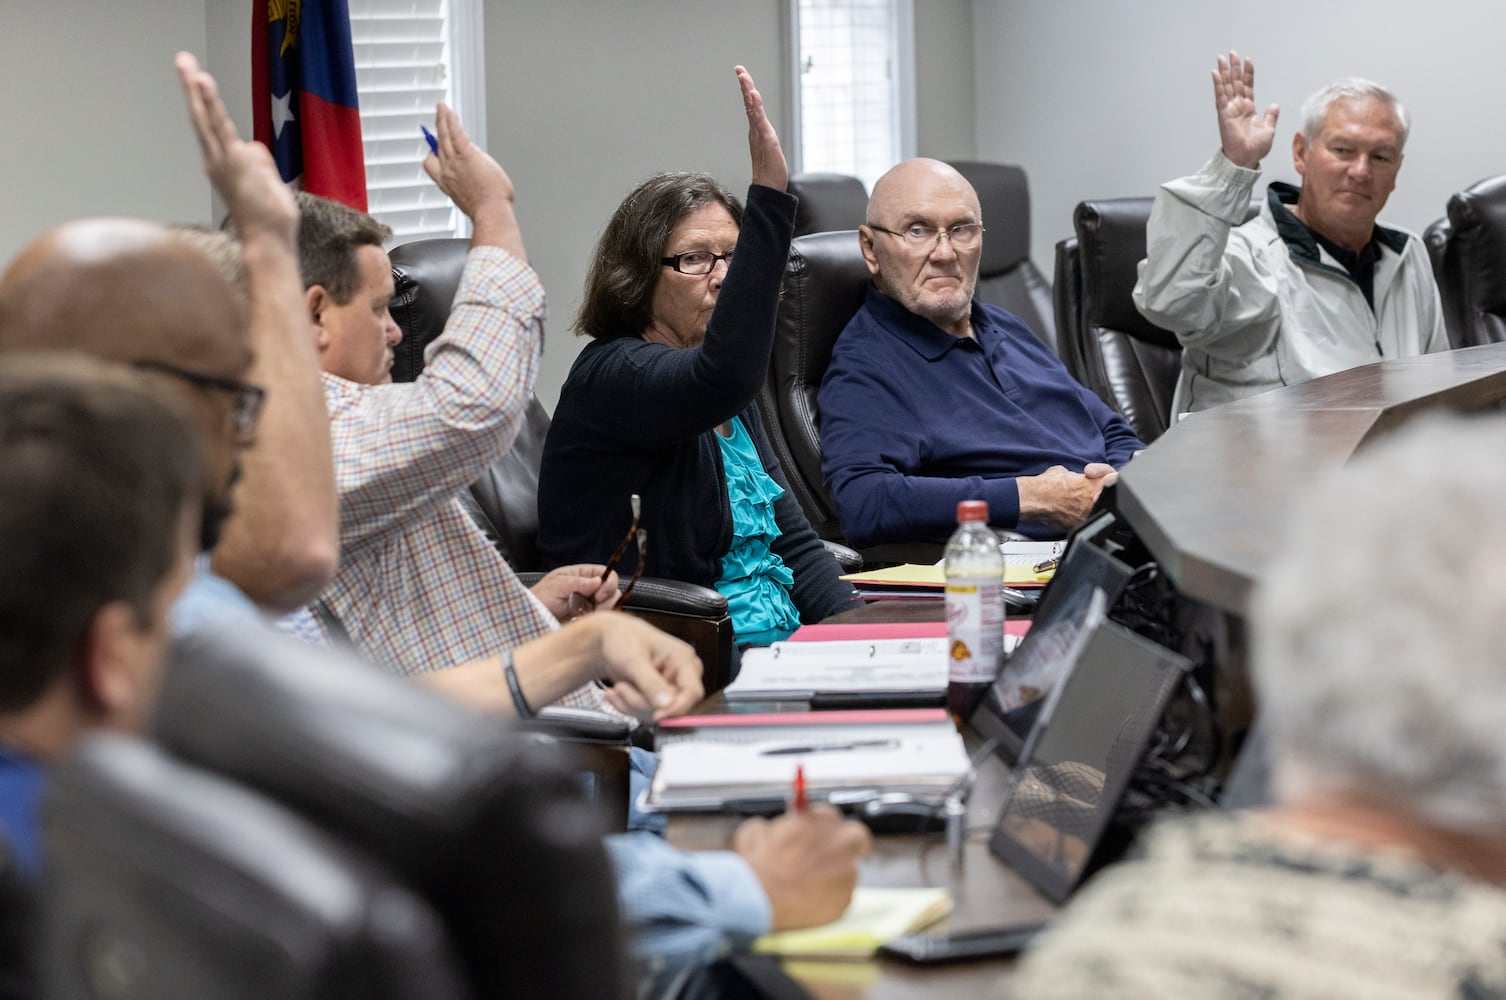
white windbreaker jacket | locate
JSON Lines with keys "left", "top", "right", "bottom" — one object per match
{"left": 1133, "top": 151, "right": 1448, "bottom": 414}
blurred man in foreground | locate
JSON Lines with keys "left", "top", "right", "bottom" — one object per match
{"left": 1005, "top": 414, "right": 1506, "bottom": 997}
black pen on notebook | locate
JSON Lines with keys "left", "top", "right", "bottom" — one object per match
{"left": 760, "top": 738, "right": 900, "bottom": 757}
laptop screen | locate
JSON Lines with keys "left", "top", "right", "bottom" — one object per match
{"left": 969, "top": 515, "right": 1136, "bottom": 762}
{"left": 988, "top": 618, "right": 1190, "bottom": 904}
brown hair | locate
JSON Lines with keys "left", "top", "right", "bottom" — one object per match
{"left": 294, "top": 192, "right": 393, "bottom": 303}
{"left": 574, "top": 172, "right": 742, "bottom": 339}
{"left": 0, "top": 354, "right": 202, "bottom": 711}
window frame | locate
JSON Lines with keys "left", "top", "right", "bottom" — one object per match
{"left": 349, "top": 0, "right": 485, "bottom": 243}
{"left": 785, "top": 0, "right": 916, "bottom": 187}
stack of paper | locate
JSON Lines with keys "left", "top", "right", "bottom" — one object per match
{"left": 645, "top": 708, "right": 971, "bottom": 811}
{"left": 725, "top": 637, "right": 948, "bottom": 700}
{"left": 725, "top": 632, "right": 1023, "bottom": 701}
{"left": 752, "top": 887, "right": 952, "bottom": 959}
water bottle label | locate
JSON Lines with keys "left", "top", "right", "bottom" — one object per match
{"left": 945, "top": 580, "right": 1004, "bottom": 683}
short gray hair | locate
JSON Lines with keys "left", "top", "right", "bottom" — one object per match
{"left": 1252, "top": 414, "right": 1506, "bottom": 835}
{"left": 1300, "top": 77, "right": 1410, "bottom": 150}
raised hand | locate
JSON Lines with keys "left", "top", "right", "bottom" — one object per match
{"left": 1213, "top": 50, "right": 1280, "bottom": 169}
{"left": 422, "top": 102, "right": 525, "bottom": 259}
{"left": 737, "top": 65, "right": 788, "bottom": 192}
{"left": 174, "top": 51, "right": 297, "bottom": 245}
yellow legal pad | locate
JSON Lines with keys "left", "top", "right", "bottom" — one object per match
{"left": 751, "top": 887, "right": 952, "bottom": 960}
{"left": 842, "top": 562, "right": 1053, "bottom": 588}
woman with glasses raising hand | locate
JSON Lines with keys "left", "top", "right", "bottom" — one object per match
{"left": 537, "top": 65, "right": 860, "bottom": 653}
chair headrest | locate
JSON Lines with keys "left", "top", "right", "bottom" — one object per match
{"left": 948, "top": 161, "right": 1032, "bottom": 275}
{"left": 154, "top": 624, "right": 627, "bottom": 999}
{"left": 1073, "top": 197, "right": 1178, "bottom": 349}
{"left": 774, "top": 230, "right": 872, "bottom": 385}
{"left": 389, "top": 238, "right": 472, "bottom": 383}
{"left": 788, "top": 173, "right": 869, "bottom": 237}
{"left": 1448, "top": 175, "right": 1506, "bottom": 314}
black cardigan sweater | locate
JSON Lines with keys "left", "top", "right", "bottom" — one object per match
{"left": 537, "top": 184, "right": 860, "bottom": 625}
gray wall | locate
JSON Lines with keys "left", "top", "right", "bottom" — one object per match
{"left": 914, "top": 0, "right": 976, "bottom": 161}
{"left": 0, "top": 0, "right": 215, "bottom": 266}
{"left": 973, "top": 0, "right": 1506, "bottom": 274}
{"left": 486, "top": 0, "right": 787, "bottom": 410}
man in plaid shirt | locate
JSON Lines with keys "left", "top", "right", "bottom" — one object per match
{"left": 294, "top": 104, "right": 704, "bottom": 721}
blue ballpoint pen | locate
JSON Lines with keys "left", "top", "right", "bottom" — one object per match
{"left": 421, "top": 125, "right": 439, "bottom": 155}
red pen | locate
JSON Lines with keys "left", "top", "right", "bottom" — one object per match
{"left": 792, "top": 763, "right": 808, "bottom": 812}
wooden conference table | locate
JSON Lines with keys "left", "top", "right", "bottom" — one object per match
{"left": 1118, "top": 342, "right": 1506, "bottom": 616}
{"left": 666, "top": 602, "right": 1055, "bottom": 998}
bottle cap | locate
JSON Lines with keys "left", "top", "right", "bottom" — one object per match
{"left": 956, "top": 499, "right": 989, "bottom": 522}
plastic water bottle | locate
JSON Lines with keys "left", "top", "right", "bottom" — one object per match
{"left": 945, "top": 499, "right": 1004, "bottom": 729}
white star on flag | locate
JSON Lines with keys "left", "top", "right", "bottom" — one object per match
{"left": 270, "top": 90, "right": 295, "bottom": 140}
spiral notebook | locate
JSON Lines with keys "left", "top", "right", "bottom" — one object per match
{"left": 644, "top": 709, "right": 971, "bottom": 812}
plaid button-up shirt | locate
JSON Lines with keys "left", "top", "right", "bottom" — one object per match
{"left": 316, "top": 246, "right": 600, "bottom": 710}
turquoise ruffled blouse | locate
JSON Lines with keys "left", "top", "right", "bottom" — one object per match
{"left": 714, "top": 417, "right": 802, "bottom": 644}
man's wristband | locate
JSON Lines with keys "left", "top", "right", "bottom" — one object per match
{"left": 502, "top": 648, "right": 535, "bottom": 719}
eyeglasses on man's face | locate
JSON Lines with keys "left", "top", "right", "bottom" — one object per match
{"left": 660, "top": 249, "right": 735, "bottom": 275}
{"left": 133, "top": 359, "right": 266, "bottom": 446}
{"left": 869, "top": 223, "right": 986, "bottom": 251}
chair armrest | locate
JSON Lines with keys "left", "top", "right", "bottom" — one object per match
{"left": 511, "top": 574, "right": 734, "bottom": 696}
{"left": 619, "top": 590, "right": 736, "bottom": 699}
{"left": 620, "top": 578, "right": 728, "bottom": 617}
{"left": 516, "top": 573, "right": 727, "bottom": 618}
{"left": 522, "top": 706, "right": 634, "bottom": 743}
{"left": 821, "top": 539, "right": 863, "bottom": 573}
{"left": 514, "top": 708, "right": 632, "bottom": 832}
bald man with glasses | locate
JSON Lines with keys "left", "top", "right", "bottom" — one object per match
{"left": 818, "top": 158, "right": 1143, "bottom": 546}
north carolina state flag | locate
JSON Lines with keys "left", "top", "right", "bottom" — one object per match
{"left": 252, "top": 0, "right": 367, "bottom": 210}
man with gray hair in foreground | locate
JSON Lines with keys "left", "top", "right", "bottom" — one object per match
{"left": 1134, "top": 51, "right": 1447, "bottom": 414}
{"left": 1003, "top": 414, "right": 1506, "bottom": 997}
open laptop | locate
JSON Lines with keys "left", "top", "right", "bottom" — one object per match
{"left": 987, "top": 613, "right": 1191, "bottom": 904}
{"left": 967, "top": 510, "right": 1137, "bottom": 762}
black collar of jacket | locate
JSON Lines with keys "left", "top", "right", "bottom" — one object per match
{"left": 1266, "top": 181, "right": 1409, "bottom": 267}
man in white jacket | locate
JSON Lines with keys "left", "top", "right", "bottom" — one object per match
{"left": 1134, "top": 51, "right": 1448, "bottom": 414}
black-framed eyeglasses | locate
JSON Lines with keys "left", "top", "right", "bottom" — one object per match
{"left": 133, "top": 359, "right": 266, "bottom": 445}
{"left": 567, "top": 494, "right": 649, "bottom": 619}
{"left": 660, "top": 249, "right": 735, "bottom": 275}
{"left": 869, "top": 223, "right": 986, "bottom": 250}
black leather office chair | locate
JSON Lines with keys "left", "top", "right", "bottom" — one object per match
{"left": 1422, "top": 215, "right": 1450, "bottom": 293}
{"left": 947, "top": 161, "right": 1057, "bottom": 354}
{"left": 787, "top": 172, "right": 868, "bottom": 237}
{"left": 43, "top": 736, "right": 474, "bottom": 1000}
{"left": 1053, "top": 198, "right": 1180, "bottom": 443}
{"left": 754, "top": 230, "right": 946, "bottom": 565}
{"left": 1433, "top": 176, "right": 1506, "bottom": 347}
{"left": 148, "top": 624, "right": 627, "bottom": 999}
{"left": 387, "top": 239, "right": 736, "bottom": 691}
{"left": 43, "top": 624, "right": 628, "bottom": 1000}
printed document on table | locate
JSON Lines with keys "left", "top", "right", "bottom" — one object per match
{"left": 726, "top": 636, "right": 1021, "bottom": 700}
